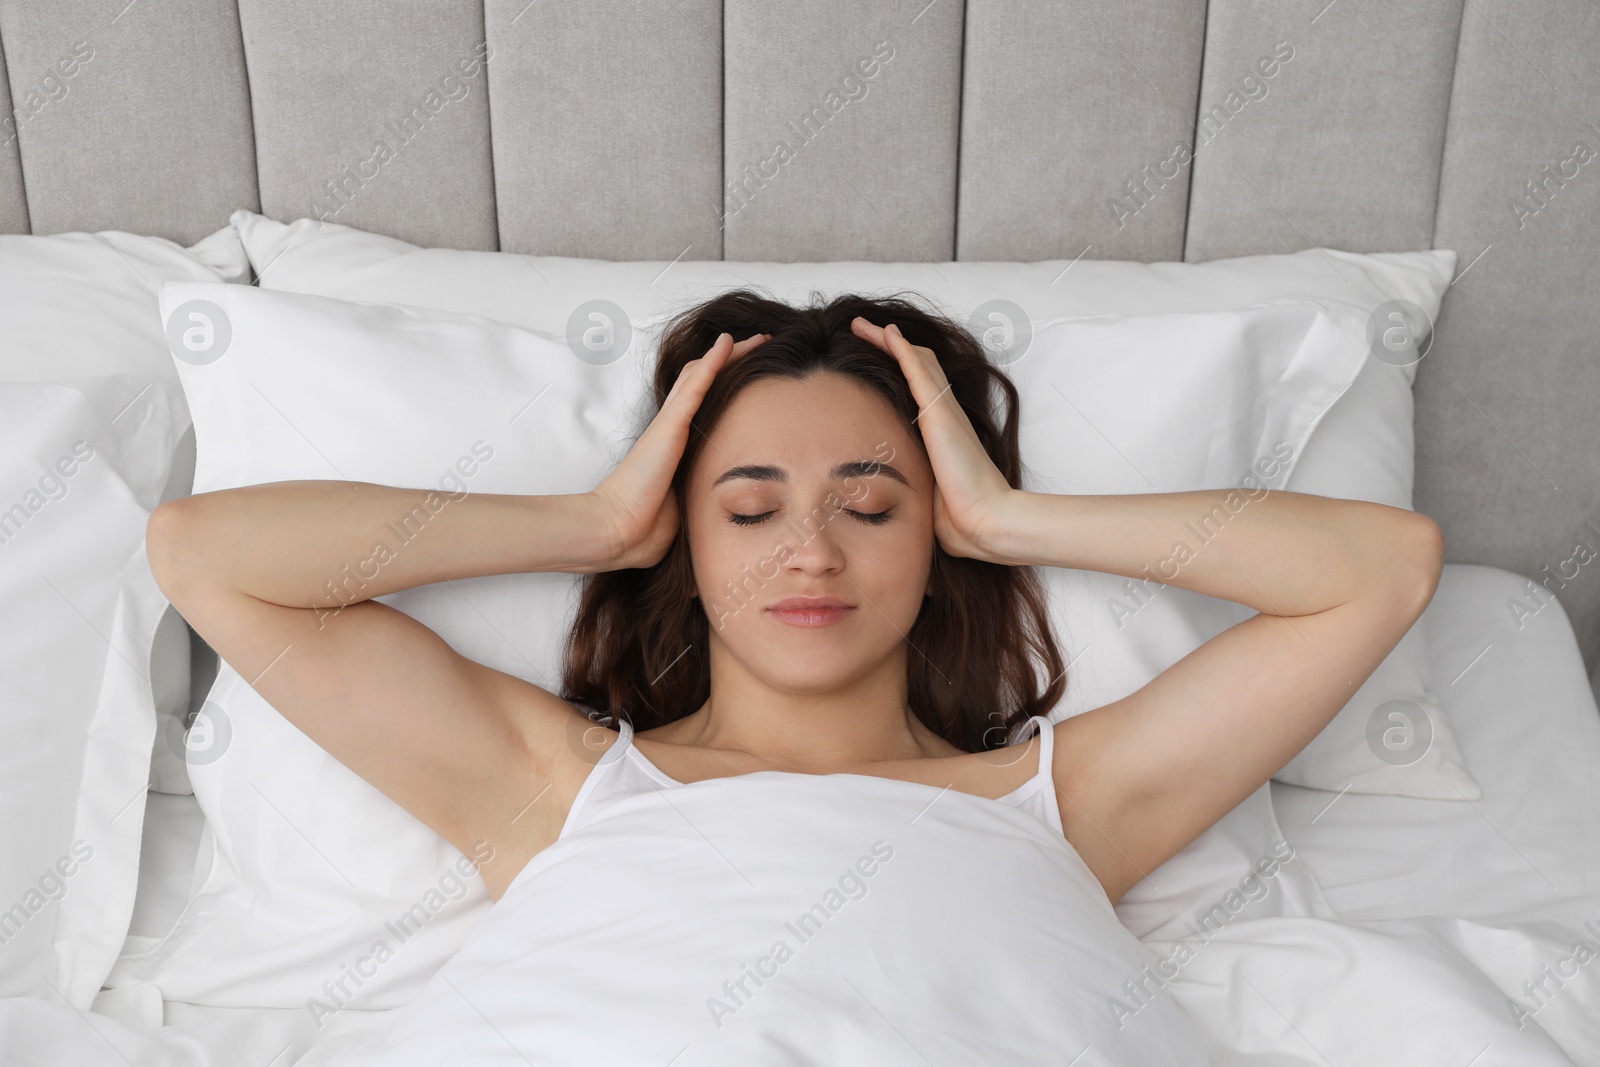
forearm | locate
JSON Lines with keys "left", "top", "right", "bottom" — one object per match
{"left": 988, "top": 488, "right": 1441, "bottom": 617}
{"left": 149, "top": 480, "right": 609, "bottom": 611}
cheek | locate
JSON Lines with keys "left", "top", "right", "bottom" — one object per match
{"left": 848, "top": 524, "right": 935, "bottom": 603}
{"left": 687, "top": 520, "right": 778, "bottom": 626}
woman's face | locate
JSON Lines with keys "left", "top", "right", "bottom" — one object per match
{"left": 683, "top": 371, "right": 936, "bottom": 693}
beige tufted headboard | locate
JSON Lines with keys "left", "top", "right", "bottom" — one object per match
{"left": 1, "top": 0, "right": 1596, "bottom": 677}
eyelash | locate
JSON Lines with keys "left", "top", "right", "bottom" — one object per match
{"left": 729, "top": 507, "right": 895, "bottom": 527}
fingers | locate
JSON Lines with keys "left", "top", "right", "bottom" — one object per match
{"left": 850, "top": 317, "right": 941, "bottom": 381}
{"left": 729, "top": 331, "right": 772, "bottom": 358}
{"left": 599, "top": 330, "right": 771, "bottom": 553}
{"left": 675, "top": 331, "right": 771, "bottom": 390}
{"left": 655, "top": 330, "right": 772, "bottom": 437}
{"left": 850, "top": 316, "right": 950, "bottom": 411}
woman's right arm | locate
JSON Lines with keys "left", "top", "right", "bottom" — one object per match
{"left": 146, "top": 484, "right": 618, "bottom": 901}
{"left": 146, "top": 329, "right": 768, "bottom": 901}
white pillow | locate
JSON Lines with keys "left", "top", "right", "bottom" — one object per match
{"left": 1268, "top": 355, "right": 1481, "bottom": 801}
{"left": 0, "top": 227, "right": 247, "bottom": 507}
{"left": 0, "top": 227, "right": 246, "bottom": 1007}
{"left": 1009, "top": 305, "right": 1367, "bottom": 939}
{"left": 114, "top": 280, "right": 1359, "bottom": 1005}
{"left": 229, "top": 210, "right": 1477, "bottom": 803}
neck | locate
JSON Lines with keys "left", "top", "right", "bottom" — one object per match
{"left": 658, "top": 642, "right": 954, "bottom": 771}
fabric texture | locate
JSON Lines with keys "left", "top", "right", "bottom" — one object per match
{"left": 226, "top": 209, "right": 1477, "bottom": 803}
{"left": 559, "top": 714, "right": 1064, "bottom": 842}
{"left": 0, "top": 0, "right": 257, "bottom": 243}
{"left": 112, "top": 278, "right": 1355, "bottom": 1007}
{"left": 320, "top": 773, "right": 1214, "bottom": 1067}
{"left": 0, "top": 226, "right": 244, "bottom": 1005}
{"left": 0, "top": 0, "right": 1593, "bottom": 678}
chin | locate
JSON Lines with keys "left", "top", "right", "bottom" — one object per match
{"left": 743, "top": 648, "right": 866, "bottom": 693}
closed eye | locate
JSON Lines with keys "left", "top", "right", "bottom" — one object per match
{"left": 728, "top": 507, "right": 895, "bottom": 527}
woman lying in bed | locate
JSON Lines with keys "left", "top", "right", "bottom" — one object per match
{"left": 146, "top": 289, "right": 1442, "bottom": 1064}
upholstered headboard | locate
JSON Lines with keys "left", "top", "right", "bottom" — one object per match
{"left": 1, "top": 0, "right": 1596, "bottom": 677}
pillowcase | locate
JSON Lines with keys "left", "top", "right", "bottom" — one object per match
{"left": 1267, "top": 355, "right": 1480, "bottom": 800}
{"left": 1009, "top": 305, "right": 1367, "bottom": 939}
{"left": 111, "top": 280, "right": 1358, "bottom": 1006}
{"left": 227, "top": 209, "right": 1477, "bottom": 803}
{"left": 0, "top": 224, "right": 247, "bottom": 1008}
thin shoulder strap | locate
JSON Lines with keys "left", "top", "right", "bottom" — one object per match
{"left": 1020, "top": 714, "right": 1064, "bottom": 835}
{"left": 1027, "top": 715, "right": 1055, "bottom": 787}
{"left": 604, "top": 717, "right": 635, "bottom": 762}
{"left": 570, "top": 702, "right": 635, "bottom": 765}
{"left": 1003, "top": 714, "right": 1055, "bottom": 783}
{"left": 556, "top": 716, "right": 636, "bottom": 841}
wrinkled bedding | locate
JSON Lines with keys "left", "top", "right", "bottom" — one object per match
{"left": 312, "top": 772, "right": 1210, "bottom": 1066}
{"left": 4, "top": 566, "right": 1599, "bottom": 1065}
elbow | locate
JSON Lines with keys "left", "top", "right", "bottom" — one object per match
{"left": 146, "top": 497, "right": 205, "bottom": 602}
{"left": 1397, "top": 511, "right": 1445, "bottom": 612}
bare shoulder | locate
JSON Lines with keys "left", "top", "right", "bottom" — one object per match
{"left": 1042, "top": 712, "right": 1133, "bottom": 899}
{"left": 474, "top": 681, "right": 634, "bottom": 895}
{"left": 1042, "top": 539, "right": 1438, "bottom": 908}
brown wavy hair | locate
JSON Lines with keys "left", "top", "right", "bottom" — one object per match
{"left": 559, "top": 287, "right": 1066, "bottom": 752}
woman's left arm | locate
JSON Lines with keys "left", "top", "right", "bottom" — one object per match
{"left": 987, "top": 485, "right": 1442, "bottom": 621}
{"left": 985, "top": 488, "right": 1443, "bottom": 901}
{"left": 852, "top": 315, "right": 1445, "bottom": 904}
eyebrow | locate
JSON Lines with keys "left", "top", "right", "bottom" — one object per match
{"left": 711, "top": 460, "right": 911, "bottom": 489}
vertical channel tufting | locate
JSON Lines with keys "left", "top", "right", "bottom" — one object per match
{"left": 1418, "top": 0, "right": 1600, "bottom": 672}
{"left": 721, "top": 0, "right": 962, "bottom": 263}
{"left": 959, "top": 0, "right": 1206, "bottom": 263}
{"left": 0, "top": 23, "right": 29, "bottom": 233}
{"left": 238, "top": 0, "right": 496, "bottom": 251}
{"left": 0, "top": 0, "right": 257, "bottom": 243}
{"left": 485, "top": 0, "right": 722, "bottom": 260}
{"left": 1184, "top": 0, "right": 1463, "bottom": 263}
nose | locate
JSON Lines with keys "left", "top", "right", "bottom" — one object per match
{"left": 779, "top": 497, "right": 848, "bottom": 575}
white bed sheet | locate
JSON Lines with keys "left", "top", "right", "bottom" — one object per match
{"left": 4, "top": 564, "right": 1597, "bottom": 1065}
{"left": 1273, "top": 563, "right": 1600, "bottom": 927}
{"left": 120, "top": 563, "right": 1598, "bottom": 944}
{"left": 125, "top": 793, "right": 206, "bottom": 944}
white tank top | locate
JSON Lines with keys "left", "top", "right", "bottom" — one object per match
{"left": 560, "top": 713, "right": 1063, "bottom": 841}
{"left": 320, "top": 711, "right": 1215, "bottom": 1065}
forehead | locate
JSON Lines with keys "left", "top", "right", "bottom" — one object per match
{"left": 694, "top": 373, "right": 925, "bottom": 485}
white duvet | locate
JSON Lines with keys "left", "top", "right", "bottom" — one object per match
{"left": 3, "top": 771, "right": 1597, "bottom": 1064}
{"left": 311, "top": 771, "right": 1209, "bottom": 1066}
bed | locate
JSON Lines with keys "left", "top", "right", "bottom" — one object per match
{"left": 5, "top": 561, "right": 1592, "bottom": 1065}
{"left": 2, "top": 0, "right": 1598, "bottom": 1064}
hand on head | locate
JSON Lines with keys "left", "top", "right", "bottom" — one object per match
{"left": 589, "top": 331, "right": 773, "bottom": 571}
{"left": 849, "top": 316, "right": 1018, "bottom": 563}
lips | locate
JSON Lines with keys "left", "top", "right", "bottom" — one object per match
{"left": 766, "top": 595, "right": 857, "bottom": 628}
{"left": 768, "top": 595, "right": 855, "bottom": 612}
